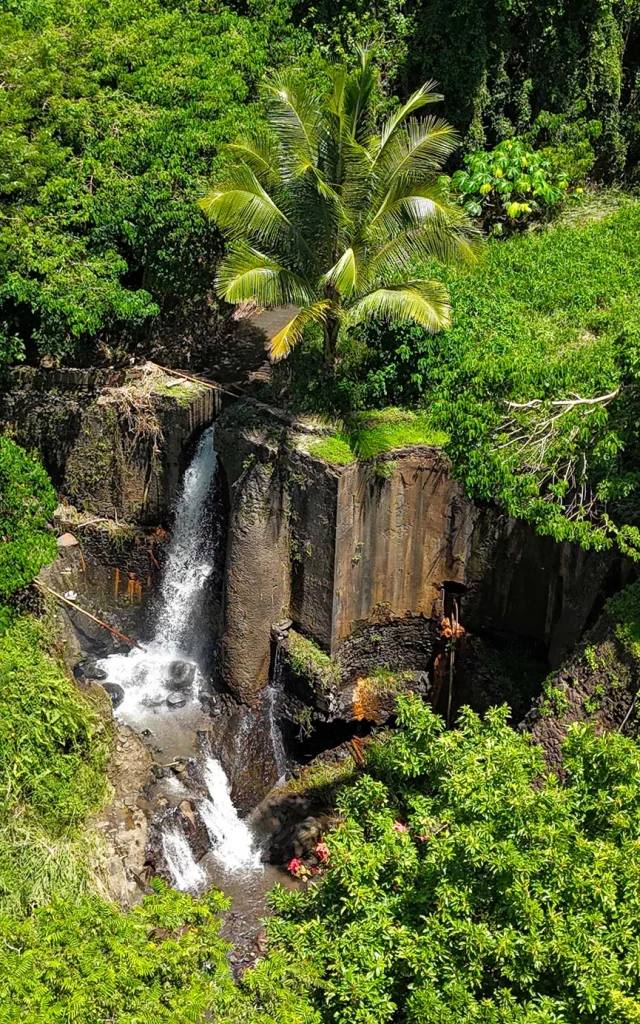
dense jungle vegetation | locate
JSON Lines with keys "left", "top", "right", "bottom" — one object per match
{"left": 2, "top": 0, "right": 640, "bottom": 1019}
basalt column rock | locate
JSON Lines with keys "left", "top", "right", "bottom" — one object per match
{"left": 0, "top": 364, "right": 218, "bottom": 525}
{"left": 216, "top": 437, "right": 292, "bottom": 703}
{"left": 215, "top": 399, "right": 632, "bottom": 705}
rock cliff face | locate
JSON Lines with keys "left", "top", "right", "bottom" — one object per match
{"left": 0, "top": 364, "right": 218, "bottom": 525}
{"left": 216, "top": 399, "right": 632, "bottom": 704}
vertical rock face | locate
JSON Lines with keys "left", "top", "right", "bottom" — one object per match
{"left": 216, "top": 400, "right": 631, "bottom": 704}
{"left": 333, "top": 451, "right": 472, "bottom": 644}
{"left": 215, "top": 425, "right": 293, "bottom": 704}
{"left": 0, "top": 365, "right": 218, "bottom": 525}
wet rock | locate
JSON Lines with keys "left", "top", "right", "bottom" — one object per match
{"left": 57, "top": 532, "right": 79, "bottom": 548}
{"left": 93, "top": 666, "right": 108, "bottom": 681}
{"left": 292, "top": 816, "right": 322, "bottom": 858}
{"left": 103, "top": 682, "right": 125, "bottom": 708}
{"left": 74, "top": 658, "right": 97, "bottom": 681}
{"left": 253, "top": 926, "right": 268, "bottom": 956}
{"left": 166, "top": 693, "right": 187, "bottom": 709}
{"left": 142, "top": 694, "right": 166, "bottom": 708}
{"left": 167, "top": 659, "right": 196, "bottom": 691}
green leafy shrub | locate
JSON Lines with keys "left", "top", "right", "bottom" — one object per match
{"left": 309, "top": 199, "right": 640, "bottom": 553}
{"left": 0, "top": 0, "right": 312, "bottom": 363}
{"left": 0, "top": 613, "right": 109, "bottom": 835}
{"left": 0, "top": 883, "right": 241, "bottom": 1024}
{"left": 264, "top": 694, "right": 640, "bottom": 1022}
{"left": 0, "top": 438, "right": 57, "bottom": 600}
{"left": 446, "top": 138, "right": 582, "bottom": 231}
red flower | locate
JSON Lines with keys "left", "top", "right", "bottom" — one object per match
{"left": 315, "top": 841, "right": 330, "bottom": 863}
{"left": 393, "top": 821, "right": 408, "bottom": 833}
{"left": 287, "top": 857, "right": 303, "bottom": 876}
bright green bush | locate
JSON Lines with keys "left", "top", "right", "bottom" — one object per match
{"left": 1, "top": 883, "right": 243, "bottom": 1024}
{"left": 446, "top": 138, "right": 582, "bottom": 231}
{"left": 0, "top": 438, "right": 57, "bottom": 599}
{"left": 264, "top": 694, "right": 640, "bottom": 1022}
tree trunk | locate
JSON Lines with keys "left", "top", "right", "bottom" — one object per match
{"left": 323, "top": 313, "right": 340, "bottom": 368}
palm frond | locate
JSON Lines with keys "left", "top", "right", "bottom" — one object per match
{"left": 341, "top": 47, "right": 377, "bottom": 144}
{"left": 347, "top": 280, "right": 450, "bottom": 332}
{"left": 377, "top": 80, "right": 444, "bottom": 156}
{"left": 225, "top": 129, "right": 280, "bottom": 184}
{"left": 216, "top": 244, "right": 316, "bottom": 306}
{"left": 379, "top": 117, "right": 459, "bottom": 184}
{"left": 269, "top": 301, "right": 333, "bottom": 361}
{"left": 262, "top": 71, "right": 322, "bottom": 165}
{"left": 322, "top": 248, "right": 357, "bottom": 297}
{"left": 368, "top": 179, "right": 476, "bottom": 246}
{"left": 361, "top": 224, "right": 479, "bottom": 288}
{"left": 199, "top": 164, "right": 291, "bottom": 247}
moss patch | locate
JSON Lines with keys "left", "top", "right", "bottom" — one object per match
{"left": 307, "top": 408, "right": 448, "bottom": 466}
{"left": 606, "top": 582, "right": 640, "bottom": 662}
{"left": 284, "top": 630, "right": 341, "bottom": 694}
{"left": 307, "top": 433, "right": 356, "bottom": 465}
{"left": 347, "top": 408, "right": 448, "bottom": 458}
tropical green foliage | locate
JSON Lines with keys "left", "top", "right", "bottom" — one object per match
{"left": 0, "top": 438, "right": 57, "bottom": 600}
{"left": 1, "top": 885, "right": 238, "bottom": 1024}
{"left": 264, "top": 693, "right": 640, "bottom": 1022}
{"left": 446, "top": 138, "right": 583, "bottom": 231}
{"left": 200, "top": 49, "right": 479, "bottom": 364}
{"left": 0, "top": 611, "right": 312, "bottom": 1022}
{"left": 292, "top": 197, "right": 640, "bottom": 553}
{"left": 295, "top": 0, "right": 639, "bottom": 174}
{"left": 0, "top": 613, "right": 109, "bottom": 835}
{"left": 0, "top": 0, "right": 309, "bottom": 365}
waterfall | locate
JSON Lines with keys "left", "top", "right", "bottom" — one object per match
{"left": 96, "top": 425, "right": 218, "bottom": 723}
{"left": 199, "top": 758, "right": 262, "bottom": 872}
{"left": 265, "top": 683, "right": 287, "bottom": 783}
{"left": 162, "top": 829, "right": 206, "bottom": 892}
{"left": 97, "top": 424, "right": 264, "bottom": 890}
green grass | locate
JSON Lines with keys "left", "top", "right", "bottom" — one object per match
{"left": 348, "top": 409, "right": 448, "bottom": 458}
{"left": 308, "top": 408, "right": 448, "bottom": 465}
{"left": 308, "top": 433, "right": 356, "bottom": 465}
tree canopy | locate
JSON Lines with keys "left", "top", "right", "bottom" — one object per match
{"left": 200, "top": 49, "right": 479, "bottom": 363}
{"left": 0, "top": 0, "right": 309, "bottom": 366}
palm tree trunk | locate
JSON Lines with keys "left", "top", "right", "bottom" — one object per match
{"left": 323, "top": 312, "right": 340, "bottom": 367}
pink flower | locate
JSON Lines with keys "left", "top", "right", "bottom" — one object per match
{"left": 315, "top": 841, "right": 330, "bottom": 863}
{"left": 393, "top": 821, "right": 408, "bottom": 833}
{"left": 287, "top": 857, "right": 303, "bottom": 876}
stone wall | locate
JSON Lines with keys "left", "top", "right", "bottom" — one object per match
{"left": 215, "top": 399, "right": 632, "bottom": 703}
{"left": 0, "top": 365, "right": 218, "bottom": 525}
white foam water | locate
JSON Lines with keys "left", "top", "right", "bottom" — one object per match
{"left": 96, "top": 425, "right": 218, "bottom": 727}
{"left": 264, "top": 685, "right": 287, "bottom": 783}
{"left": 97, "top": 423, "right": 265, "bottom": 888}
{"left": 199, "top": 758, "right": 262, "bottom": 873}
{"left": 162, "top": 829, "right": 206, "bottom": 892}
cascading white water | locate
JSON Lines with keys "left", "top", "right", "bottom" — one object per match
{"left": 96, "top": 425, "right": 218, "bottom": 725}
{"left": 97, "top": 424, "right": 264, "bottom": 889}
{"left": 199, "top": 757, "right": 262, "bottom": 872}
{"left": 162, "top": 829, "right": 206, "bottom": 892}
{"left": 264, "top": 684, "right": 288, "bottom": 783}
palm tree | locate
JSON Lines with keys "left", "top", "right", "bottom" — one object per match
{"left": 199, "top": 49, "right": 479, "bottom": 365}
